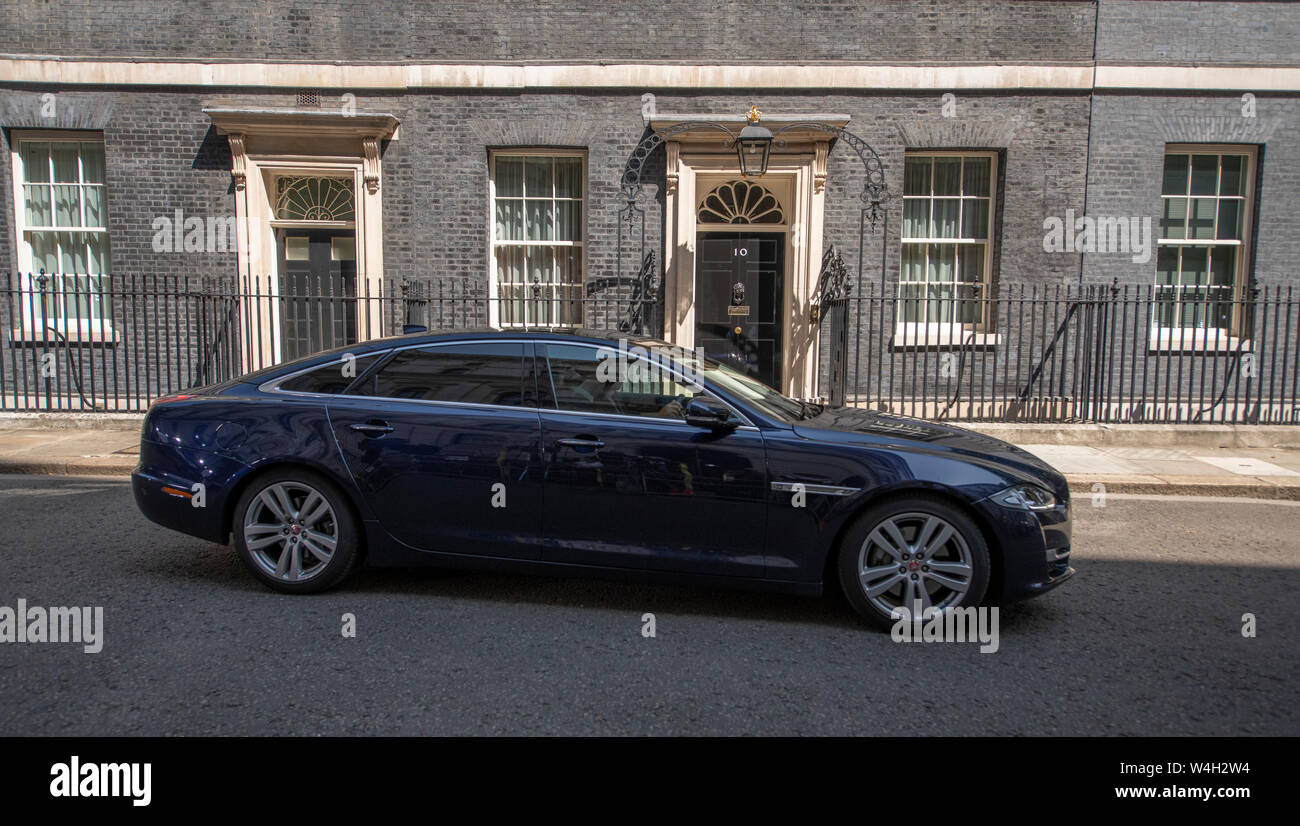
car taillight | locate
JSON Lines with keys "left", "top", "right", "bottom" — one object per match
{"left": 150, "top": 393, "right": 197, "bottom": 407}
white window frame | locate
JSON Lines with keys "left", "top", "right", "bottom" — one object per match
{"left": 897, "top": 150, "right": 999, "bottom": 347}
{"left": 1153, "top": 144, "right": 1257, "bottom": 351}
{"left": 9, "top": 130, "right": 115, "bottom": 341}
{"left": 488, "top": 149, "right": 586, "bottom": 330}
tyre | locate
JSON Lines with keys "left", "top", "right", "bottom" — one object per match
{"left": 232, "top": 469, "right": 361, "bottom": 594}
{"left": 837, "top": 495, "right": 990, "bottom": 629}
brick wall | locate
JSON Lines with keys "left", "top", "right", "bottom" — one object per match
{"left": 1098, "top": 1, "right": 1300, "bottom": 65}
{"left": 0, "top": 1, "right": 1096, "bottom": 64}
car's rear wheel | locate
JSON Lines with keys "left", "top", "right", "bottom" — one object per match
{"left": 837, "top": 495, "right": 990, "bottom": 629}
{"left": 233, "top": 469, "right": 360, "bottom": 594}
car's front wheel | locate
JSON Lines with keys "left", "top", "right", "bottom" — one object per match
{"left": 232, "top": 469, "right": 360, "bottom": 594}
{"left": 837, "top": 495, "right": 990, "bottom": 629}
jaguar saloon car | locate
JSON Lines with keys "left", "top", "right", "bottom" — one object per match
{"left": 132, "top": 330, "right": 1074, "bottom": 628}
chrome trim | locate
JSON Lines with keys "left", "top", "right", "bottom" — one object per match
{"left": 258, "top": 336, "right": 761, "bottom": 428}
{"left": 770, "top": 481, "right": 860, "bottom": 497}
{"left": 541, "top": 406, "right": 759, "bottom": 432}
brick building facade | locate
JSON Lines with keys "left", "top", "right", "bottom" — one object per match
{"left": 0, "top": 1, "right": 1297, "bottom": 418}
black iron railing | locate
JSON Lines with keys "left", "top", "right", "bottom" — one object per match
{"left": 2, "top": 272, "right": 1297, "bottom": 423}
{"left": 835, "top": 283, "right": 1300, "bottom": 424}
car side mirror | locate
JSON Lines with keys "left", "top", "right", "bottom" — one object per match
{"left": 685, "top": 397, "right": 737, "bottom": 431}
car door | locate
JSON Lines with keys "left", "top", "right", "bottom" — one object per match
{"left": 328, "top": 339, "right": 544, "bottom": 559}
{"left": 538, "top": 341, "right": 767, "bottom": 577}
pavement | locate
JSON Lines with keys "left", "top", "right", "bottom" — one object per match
{"left": 2, "top": 416, "right": 1300, "bottom": 498}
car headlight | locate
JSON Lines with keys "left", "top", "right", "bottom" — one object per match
{"left": 993, "top": 484, "right": 1057, "bottom": 511}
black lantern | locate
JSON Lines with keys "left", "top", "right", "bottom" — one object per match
{"left": 735, "top": 106, "right": 773, "bottom": 178}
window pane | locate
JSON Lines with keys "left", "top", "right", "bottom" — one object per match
{"left": 54, "top": 185, "right": 81, "bottom": 227}
{"left": 281, "top": 354, "right": 382, "bottom": 394}
{"left": 544, "top": 343, "right": 702, "bottom": 419}
{"left": 1189, "top": 154, "right": 1218, "bottom": 196}
{"left": 1189, "top": 198, "right": 1216, "bottom": 240}
{"left": 1219, "top": 155, "right": 1245, "bottom": 197}
{"left": 21, "top": 143, "right": 50, "bottom": 183}
{"left": 962, "top": 157, "right": 990, "bottom": 197}
{"left": 1216, "top": 200, "right": 1241, "bottom": 241}
{"left": 1160, "top": 197, "right": 1187, "bottom": 239}
{"left": 51, "top": 143, "right": 80, "bottom": 183}
{"left": 932, "top": 199, "right": 960, "bottom": 238}
{"left": 1179, "top": 247, "right": 1208, "bottom": 286}
{"left": 495, "top": 157, "right": 523, "bottom": 197}
{"left": 1156, "top": 246, "right": 1179, "bottom": 286}
{"left": 928, "top": 243, "right": 956, "bottom": 284}
{"left": 555, "top": 157, "right": 582, "bottom": 199}
{"left": 494, "top": 245, "right": 525, "bottom": 286}
{"left": 899, "top": 281, "right": 925, "bottom": 322}
{"left": 933, "top": 158, "right": 961, "bottom": 196}
{"left": 29, "top": 232, "right": 58, "bottom": 273}
{"left": 86, "top": 232, "right": 110, "bottom": 275}
{"left": 58, "top": 231, "right": 86, "bottom": 273}
{"left": 84, "top": 186, "right": 105, "bottom": 228}
{"left": 524, "top": 157, "right": 552, "bottom": 197}
{"left": 525, "top": 200, "right": 553, "bottom": 241}
{"left": 1161, "top": 154, "right": 1188, "bottom": 195}
{"left": 902, "top": 199, "right": 927, "bottom": 237}
{"left": 80, "top": 143, "right": 106, "bottom": 184}
{"left": 903, "top": 157, "right": 930, "bottom": 196}
{"left": 961, "top": 198, "right": 989, "bottom": 239}
{"left": 1208, "top": 246, "right": 1236, "bottom": 286}
{"left": 366, "top": 343, "right": 526, "bottom": 406}
{"left": 494, "top": 198, "right": 523, "bottom": 241}
{"left": 555, "top": 200, "right": 582, "bottom": 242}
{"left": 24, "top": 184, "right": 51, "bottom": 226}
{"left": 901, "top": 244, "right": 925, "bottom": 283}
{"left": 526, "top": 245, "right": 553, "bottom": 283}
{"left": 959, "top": 245, "right": 984, "bottom": 283}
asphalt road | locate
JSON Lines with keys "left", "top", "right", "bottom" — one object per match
{"left": 0, "top": 474, "right": 1296, "bottom": 736}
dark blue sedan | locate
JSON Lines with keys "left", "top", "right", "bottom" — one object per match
{"left": 132, "top": 330, "right": 1074, "bottom": 627}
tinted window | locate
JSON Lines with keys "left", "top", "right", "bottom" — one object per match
{"left": 544, "top": 343, "right": 713, "bottom": 420}
{"left": 279, "top": 354, "right": 381, "bottom": 394}
{"left": 352, "top": 342, "right": 528, "bottom": 406}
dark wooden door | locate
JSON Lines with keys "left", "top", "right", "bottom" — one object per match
{"left": 277, "top": 229, "right": 357, "bottom": 361}
{"left": 695, "top": 233, "right": 784, "bottom": 390}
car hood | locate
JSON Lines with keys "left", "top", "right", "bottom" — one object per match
{"left": 791, "top": 407, "right": 1067, "bottom": 497}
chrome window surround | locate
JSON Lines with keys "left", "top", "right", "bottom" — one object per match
{"left": 261, "top": 338, "right": 758, "bottom": 429}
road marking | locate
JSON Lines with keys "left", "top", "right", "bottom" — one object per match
{"left": 1096, "top": 492, "right": 1300, "bottom": 506}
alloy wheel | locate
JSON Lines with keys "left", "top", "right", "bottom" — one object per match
{"left": 242, "top": 481, "right": 338, "bottom": 583}
{"left": 857, "top": 511, "right": 975, "bottom": 616}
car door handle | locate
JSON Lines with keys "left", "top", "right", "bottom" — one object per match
{"left": 349, "top": 421, "right": 394, "bottom": 436}
{"left": 556, "top": 437, "right": 604, "bottom": 450}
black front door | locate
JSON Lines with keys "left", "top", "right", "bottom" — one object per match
{"left": 695, "top": 233, "right": 784, "bottom": 390}
{"left": 278, "top": 229, "right": 357, "bottom": 361}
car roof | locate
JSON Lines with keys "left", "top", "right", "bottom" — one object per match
{"left": 235, "top": 328, "right": 674, "bottom": 384}
{"left": 400, "top": 328, "right": 672, "bottom": 349}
